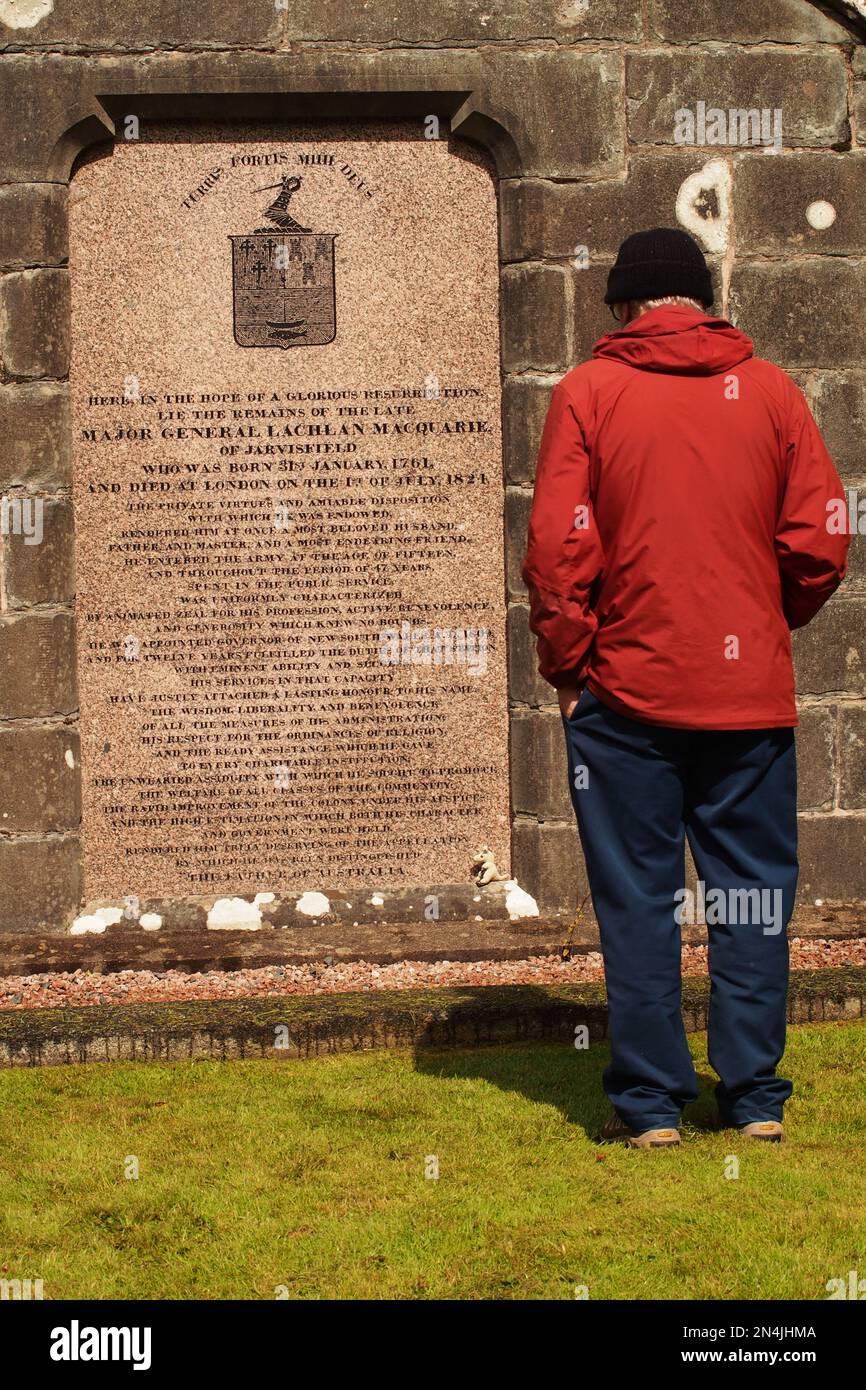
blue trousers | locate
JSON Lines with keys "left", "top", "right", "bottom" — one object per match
{"left": 562, "top": 688, "right": 797, "bottom": 1131}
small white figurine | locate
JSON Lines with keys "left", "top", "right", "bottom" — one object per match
{"left": 471, "top": 846, "right": 508, "bottom": 887}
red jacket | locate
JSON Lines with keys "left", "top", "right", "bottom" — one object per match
{"left": 522, "top": 305, "right": 849, "bottom": 729}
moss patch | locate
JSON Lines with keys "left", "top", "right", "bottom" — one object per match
{"left": 0, "top": 967, "right": 864, "bottom": 1060}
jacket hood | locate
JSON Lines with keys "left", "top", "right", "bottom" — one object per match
{"left": 592, "top": 305, "right": 754, "bottom": 375}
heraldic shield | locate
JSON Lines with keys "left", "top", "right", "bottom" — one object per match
{"left": 229, "top": 231, "right": 337, "bottom": 348}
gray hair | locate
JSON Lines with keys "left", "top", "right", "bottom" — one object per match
{"left": 631, "top": 295, "right": 705, "bottom": 315}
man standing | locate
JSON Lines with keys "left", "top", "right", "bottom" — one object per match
{"left": 522, "top": 228, "right": 849, "bottom": 1148}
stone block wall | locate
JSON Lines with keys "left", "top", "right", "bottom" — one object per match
{"left": 0, "top": 0, "right": 864, "bottom": 933}
{"left": 499, "top": 2, "right": 866, "bottom": 913}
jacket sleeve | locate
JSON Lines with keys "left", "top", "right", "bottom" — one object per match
{"left": 775, "top": 387, "right": 849, "bottom": 630}
{"left": 521, "top": 380, "right": 605, "bottom": 689}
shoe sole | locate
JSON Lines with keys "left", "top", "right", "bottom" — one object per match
{"left": 625, "top": 1133, "right": 681, "bottom": 1149}
{"left": 597, "top": 1118, "right": 681, "bottom": 1147}
{"left": 736, "top": 1121, "right": 785, "bottom": 1142}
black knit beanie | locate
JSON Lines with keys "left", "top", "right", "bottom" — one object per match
{"left": 604, "top": 227, "right": 714, "bottom": 308}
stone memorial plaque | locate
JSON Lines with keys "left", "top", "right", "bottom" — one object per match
{"left": 69, "top": 125, "right": 509, "bottom": 902}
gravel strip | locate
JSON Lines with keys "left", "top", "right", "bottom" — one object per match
{"left": 0, "top": 937, "right": 863, "bottom": 1011}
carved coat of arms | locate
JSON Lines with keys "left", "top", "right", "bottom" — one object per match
{"left": 229, "top": 176, "right": 337, "bottom": 348}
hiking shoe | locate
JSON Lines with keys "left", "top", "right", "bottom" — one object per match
{"left": 598, "top": 1112, "right": 681, "bottom": 1149}
{"left": 737, "top": 1120, "right": 784, "bottom": 1142}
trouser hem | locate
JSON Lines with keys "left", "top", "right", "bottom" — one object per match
{"left": 613, "top": 1107, "right": 682, "bottom": 1133}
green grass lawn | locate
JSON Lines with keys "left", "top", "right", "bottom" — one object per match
{"left": 1, "top": 1019, "right": 864, "bottom": 1300}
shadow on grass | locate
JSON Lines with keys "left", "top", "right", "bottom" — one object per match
{"left": 410, "top": 987, "right": 722, "bottom": 1141}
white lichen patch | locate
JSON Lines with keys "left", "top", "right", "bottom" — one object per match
{"left": 806, "top": 199, "right": 837, "bottom": 231}
{"left": 369, "top": 894, "right": 385, "bottom": 907}
{"left": 140, "top": 913, "right": 162, "bottom": 931}
{"left": 207, "top": 892, "right": 274, "bottom": 930}
{"left": 0, "top": 0, "right": 53, "bottom": 29}
{"left": 504, "top": 880, "right": 540, "bottom": 921}
{"left": 64, "top": 747, "right": 76, "bottom": 769}
{"left": 70, "top": 906, "right": 123, "bottom": 936}
{"left": 675, "top": 159, "right": 731, "bottom": 255}
{"left": 295, "top": 891, "right": 330, "bottom": 918}
{"left": 556, "top": 0, "right": 591, "bottom": 20}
